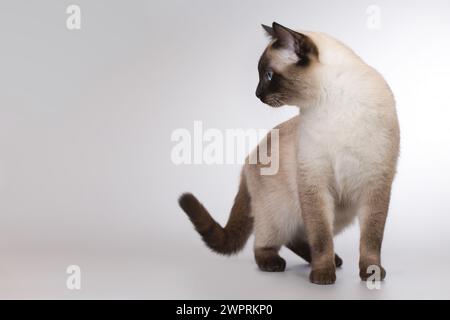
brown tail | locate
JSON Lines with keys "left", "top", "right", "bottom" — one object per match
{"left": 178, "top": 174, "right": 253, "bottom": 256}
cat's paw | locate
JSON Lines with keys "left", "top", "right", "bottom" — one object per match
{"left": 335, "top": 254, "right": 343, "bottom": 268}
{"left": 256, "top": 255, "right": 286, "bottom": 273}
{"left": 359, "top": 264, "right": 386, "bottom": 281}
{"left": 309, "top": 266, "right": 336, "bottom": 285}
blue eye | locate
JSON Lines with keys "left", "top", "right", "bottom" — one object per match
{"left": 266, "top": 71, "right": 273, "bottom": 81}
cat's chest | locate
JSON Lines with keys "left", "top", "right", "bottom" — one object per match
{"left": 297, "top": 107, "right": 381, "bottom": 190}
{"left": 299, "top": 108, "right": 377, "bottom": 155}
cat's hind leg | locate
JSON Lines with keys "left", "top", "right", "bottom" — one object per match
{"left": 287, "top": 236, "right": 343, "bottom": 268}
{"left": 253, "top": 214, "right": 288, "bottom": 273}
{"left": 254, "top": 246, "right": 286, "bottom": 272}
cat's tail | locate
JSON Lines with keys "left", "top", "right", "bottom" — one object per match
{"left": 178, "top": 174, "right": 253, "bottom": 256}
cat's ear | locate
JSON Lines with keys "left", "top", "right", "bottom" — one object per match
{"left": 271, "top": 22, "right": 317, "bottom": 57}
{"left": 261, "top": 24, "right": 276, "bottom": 39}
{"left": 272, "top": 22, "right": 301, "bottom": 52}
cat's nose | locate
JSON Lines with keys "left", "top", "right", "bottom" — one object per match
{"left": 255, "top": 84, "right": 263, "bottom": 99}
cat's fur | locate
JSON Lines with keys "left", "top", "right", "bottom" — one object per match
{"left": 179, "top": 22, "right": 400, "bottom": 285}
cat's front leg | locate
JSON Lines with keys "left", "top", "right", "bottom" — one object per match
{"left": 298, "top": 184, "right": 336, "bottom": 285}
{"left": 358, "top": 185, "right": 391, "bottom": 281}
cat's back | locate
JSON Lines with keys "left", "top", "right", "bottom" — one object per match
{"left": 244, "top": 116, "right": 302, "bottom": 233}
{"left": 244, "top": 115, "right": 299, "bottom": 189}
{"left": 245, "top": 115, "right": 299, "bottom": 169}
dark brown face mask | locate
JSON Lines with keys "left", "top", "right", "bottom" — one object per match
{"left": 256, "top": 22, "right": 319, "bottom": 107}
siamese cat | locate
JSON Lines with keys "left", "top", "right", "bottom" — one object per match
{"left": 179, "top": 22, "right": 400, "bottom": 285}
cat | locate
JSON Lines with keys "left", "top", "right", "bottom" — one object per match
{"left": 179, "top": 22, "right": 400, "bottom": 285}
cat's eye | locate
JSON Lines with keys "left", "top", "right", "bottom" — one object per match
{"left": 265, "top": 71, "right": 273, "bottom": 81}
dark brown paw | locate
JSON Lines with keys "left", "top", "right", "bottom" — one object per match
{"left": 309, "top": 267, "right": 336, "bottom": 285}
{"left": 257, "top": 255, "right": 286, "bottom": 273}
{"left": 335, "top": 254, "right": 343, "bottom": 268}
{"left": 359, "top": 264, "right": 386, "bottom": 281}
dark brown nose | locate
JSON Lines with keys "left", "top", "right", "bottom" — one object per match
{"left": 255, "top": 83, "right": 264, "bottom": 99}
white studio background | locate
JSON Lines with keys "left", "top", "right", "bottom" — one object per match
{"left": 0, "top": 0, "right": 449, "bottom": 299}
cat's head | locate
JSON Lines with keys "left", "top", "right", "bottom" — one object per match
{"left": 256, "top": 22, "right": 320, "bottom": 108}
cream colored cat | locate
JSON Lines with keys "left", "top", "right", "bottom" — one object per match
{"left": 179, "top": 22, "right": 400, "bottom": 285}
